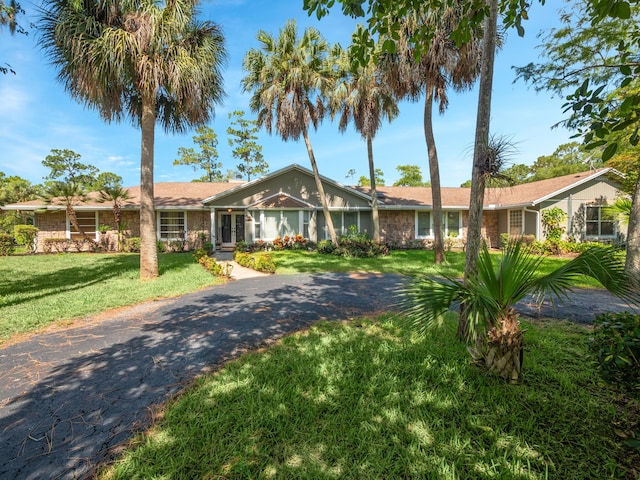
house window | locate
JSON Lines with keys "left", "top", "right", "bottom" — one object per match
{"left": 446, "top": 211, "right": 460, "bottom": 236}
{"left": 414, "top": 211, "right": 460, "bottom": 238}
{"left": 417, "top": 211, "right": 431, "bottom": 238}
{"left": 326, "top": 211, "right": 360, "bottom": 238}
{"left": 159, "top": 211, "right": 186, "bottom": 240}
{"left": 509, "top": 210, "right": 523, "bottom": 235}
{"left": 256, "top": 210, "right": 308, "bottom": 240}
{"left": 70, "top": 211, "right": 97, "bottom": 239}
{"left": 586, "top": 205, "right": 615, "bottom": 237}
{"left": 303, "top": 211, "right": 310, "bottom": 238}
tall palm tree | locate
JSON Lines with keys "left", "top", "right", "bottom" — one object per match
{"left": 382, "top": 5, "right": 482, "bottom": 263}
{"left": 242, "top": 20, "right": 338, "bottom": 244}
{"left": 38, "top": 0, "right": 227, "bottom": 280}
{"left": 401, "top": 241, "right": 639, "bottom": 383}
{"left": 328, "top": 38, "right": 398, "bottom": 242}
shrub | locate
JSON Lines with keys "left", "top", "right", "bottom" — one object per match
{"left": 587, "top": 311, "right": 640, "bottom": 397}
{"left": 234, "top": 251, "right": 276, "bottom": 273}
{"left": 317, "top": 239, "right": 336, "bottom": 254}
{"left": 0, "top": 233, "right": 16, "bottom": 256}
{"left": 542, "top": 206, "right": 566, "bottom": 241}
{"left": 192, "top": 248, "right": 208, "bottom": 263}
{"left": 42, "top": 238, "right": 71, "bottom": 253}
{"left": 124, "top": 237, "right": 141, "bottom": 253}
{"left": 156, "top": 240, "right": 167, "bottom": 253}
{"left": 13, "top": 225, "right": 39, "bottom": 253}
{"left": 203, "top": 241, "right": 214, "bottom": 255}
{"left": 197, "top": 255, "right": 233, "bottom": 277}
{"left": 168, "top": 240, "right": 186, "bottom": 252}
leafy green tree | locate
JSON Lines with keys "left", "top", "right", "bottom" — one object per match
{"left": 514, "top": 0, "right": 640, "bottom": 281}
{"left": 328, "top": 40, "right": 398, "bottom": 242}
{"left": 1, "top": 0, "right": 25, "bottom": 74}
{"left": 92, "top": 172, "right": 124, "bottom": 191}
{"left": 175, "top": 126, "right": 224, "bottom": 182}
{"left": 0, "top": 173, "right": 39, "bottom": 231}
{"left": 242, "top": 20, "right": 338, "bottom": 243}
{"left": 393, "top": 165, "right": 430, "bottom": 187}
{"left": 529, "top": 142, "right": 602, "bottom": 182}
{"left": 39, "top": 0, "right": 227, "bottom": 280}
{"left": 357, "top": 168, "right": 384, "bottom": 186}
{"left": 227, "top": 111, "right": 268, "bottom": 181}
{"left": 401, "top": 241, "right": 639, "bottom": 383}
{"left": 41, "top": 149, "right": 98, "bottom": 239}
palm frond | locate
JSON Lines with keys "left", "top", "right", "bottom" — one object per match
{"left": 534, "top": 246, "right": 640, "bottom": 307}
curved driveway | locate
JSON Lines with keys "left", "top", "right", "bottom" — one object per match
{"left": 0, "top": 272, "right": 636, "bottom": 479}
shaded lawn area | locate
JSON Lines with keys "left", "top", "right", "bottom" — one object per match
{"left": 0, "top": 252, "right": 224, "bottom": 342}
{"left": 98, "top": 316, "right": 638, "bottom": 479}
{"left": 264, "top": 249, "right": 604, "bottom": 288}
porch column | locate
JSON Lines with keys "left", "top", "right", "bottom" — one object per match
{"left": 210, "top": 208, "right": 216, "bottom": 249}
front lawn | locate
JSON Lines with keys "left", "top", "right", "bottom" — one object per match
{"left": 0, "top": 253, "right": 224, "bottom": 342}
{"left": 264, "top": 249, "right": 604, "bottom": 287}
{"left": 98, "top": 316, "right": 638, "bottom": 479}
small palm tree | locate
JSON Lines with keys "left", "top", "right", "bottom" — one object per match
{"left": 42, "top": 181, "right": 89, "bottom": 239}
{"left": 401, "top": 241, "right": 639, "bottom": 383}
{"left": 242, "top": 20, "right": 338, "bottom": 244}
{"left": 97, "top": 185, "right": 130, "bottom": 251}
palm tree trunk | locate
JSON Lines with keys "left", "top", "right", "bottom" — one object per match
{"left": 140, "top": 94, "right": 159, "bottom": 280}
{"left": 367, "top": 136, "right": 380, "bottom": 243}
{"left": 625, "top": 173, "right": 640, "bottom": 285}
{"left": 424, "top": 84, "right": 445, "bottom": 264}
{"left": 471, "top": 310, "right": 525, "bottom": 383}
{"left": 67, "top": 205, "right": 86, "bottom": 238}
{"left": 460, "top": 0, "right": 498, "bottom": 340}
{"left": 303, "top": 128, "right": 338, "bottom": 245}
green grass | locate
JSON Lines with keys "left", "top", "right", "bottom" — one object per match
{"left": 0, "top": 252, "right": 224, "bottom": 342}
{"left": 265, "top": 249, "right": 603, "bottom": 287}
{"left": 98, "top": 316, "right": 638, "bottom": 479}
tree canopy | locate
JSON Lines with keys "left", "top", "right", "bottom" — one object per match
{"left": 174, "top": 126, "right": 224, "bottom": 182}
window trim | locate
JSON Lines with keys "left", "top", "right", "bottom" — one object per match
{"left": 67, "top": 210, "right": 98, "bottom": 241}
{"left": 324, "top": 211, "right": 361, "bottom": 239}
{"left": 414, "top": 210, "right": 461, "bottom": 239}
{"left": 508, "top": 209, "right": 524, "bottom": 236}
{"left": 585, "top": 204, "right": 616, "bottom": 238}
{"left": 158, "top": 210, "right": 187, "bottom": 241}
{"left": 254, "top": 209, "right": 309, "bottom": 241}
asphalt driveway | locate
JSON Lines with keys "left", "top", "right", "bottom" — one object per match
{"left": 0, "top": 272, "right": 636, "bottom": 479}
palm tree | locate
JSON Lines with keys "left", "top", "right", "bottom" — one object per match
{"left": 328, "top": 38, "right": 398, "bottom": 242}
{"left": 382, "top": 5, "right": 482, "bottom": 263}
{"left": 42, "top": 181, "right": 89, "bottom": 240}
{"left": 98, "top": 184, "right": 131, "bottom": 251}
{"left": 401, "top": 241, "right": 639, "bottom": 383}
{"left": 38, "top": 0, "right": 227, "bottom": 280}
{"left": 242, "top": 20, "right": 338, "bottom": 244}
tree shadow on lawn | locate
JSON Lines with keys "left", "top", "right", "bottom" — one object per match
{"left": 0, "top": 253, "right": 196, "bottom": 309}
{"left": 0, "top": 273, "right": 407, "bottom": 479}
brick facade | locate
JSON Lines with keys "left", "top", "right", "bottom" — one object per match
{"left": 379, "top": 210, "right": 415, "bottom": 245}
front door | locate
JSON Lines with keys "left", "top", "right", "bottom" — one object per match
{"left": 219, "top": 212, "right": 245, "bottom": 248}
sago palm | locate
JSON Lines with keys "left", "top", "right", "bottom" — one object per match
{"left": 242, "top": 20, "right": 338, "bottom": 244}
{"left": 401, "top": 241, "right": 639, "bottom": 383}
{"left": 38, "top": 0, "right": 227, "bottom": 279}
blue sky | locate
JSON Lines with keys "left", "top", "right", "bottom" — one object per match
{"left": 0, "top": 0, "right": 573, "bottom": 188}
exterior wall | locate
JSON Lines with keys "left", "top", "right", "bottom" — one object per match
{"left": 211, "top": 169, "right": 370, "bottom": 210}
{"left": 379, "top": 210, "right": 415, "bottom": 245}
{"left": 524, "top": 210, "right": 538, "bottom": 238}
{"left": 35, "top": 211, "right": 67, "bottom": 252}
{"left": 540, "top": 177, "right": 624, "bottom": 241}
{"left": 185, "top": 210, "right": 211, "bottom": 248}
{"left": 481, "top": 211, "right": 498, "bottom": 249}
